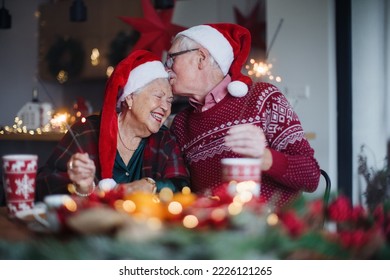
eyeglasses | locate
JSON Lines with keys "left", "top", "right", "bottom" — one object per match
{"left": 165, "top": 48, "right": 199, "bottom": 69}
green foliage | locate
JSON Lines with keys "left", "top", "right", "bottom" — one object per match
{"left": 358, "top": 144, "right": 390, "bottom": 212}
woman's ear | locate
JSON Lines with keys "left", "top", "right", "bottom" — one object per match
{"left": 125, "top": 94, "right": 134, "bottom": 110}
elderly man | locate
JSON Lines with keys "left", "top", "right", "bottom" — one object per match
{"left": 167, "top": 23, "right": 320, "bottom": 207}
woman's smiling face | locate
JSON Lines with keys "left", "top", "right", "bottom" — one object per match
{"left": 129, "top": 78, "right": 173, "bottom": 135}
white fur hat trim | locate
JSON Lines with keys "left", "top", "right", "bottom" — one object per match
{"left": 98, "top": 178, "right": 117, "bottom": 192}
{"left": 177, "top": 25, "right": 233, "bottom": 76}
{"left": 117, "top": 61, "right": 168, "bottom": 108}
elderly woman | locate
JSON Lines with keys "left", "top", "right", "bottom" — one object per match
{"left": 35, "top": 50, "right": 190, "bottom": 201}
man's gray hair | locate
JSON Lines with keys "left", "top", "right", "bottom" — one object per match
{"left": 173, "top": 35, "right": 221, "bottom": 71}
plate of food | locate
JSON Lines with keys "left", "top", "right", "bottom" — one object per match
{"left": 15, "top": 203, "right": 50, "bottom": 231}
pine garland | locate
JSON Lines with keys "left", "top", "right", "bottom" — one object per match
{"left": 0, "top": 213, "right": 278, "bottom": 260}
{"left": 45, "top": 37, "right": 85, "bottom": 81}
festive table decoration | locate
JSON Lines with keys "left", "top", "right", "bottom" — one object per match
{"left": 45, "top": 37, "right": 85, "bottom": 83}
{"left": 2, "top": 182, "right": 390, "bottom": 259}
{"left": 234, "top": 0, "right": 266, "bottom": 51}
{"left": 265, "top": 195, "right": 390, "bottom": 259}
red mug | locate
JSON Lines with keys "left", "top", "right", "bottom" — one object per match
{"left": 2, "top": 154, "right": 38, "bottom": 218}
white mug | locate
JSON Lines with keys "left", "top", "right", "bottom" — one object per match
{"left": 30, "top": 194, "right": 73, "bottom": 231}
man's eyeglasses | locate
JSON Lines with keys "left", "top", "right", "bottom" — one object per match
{"left": 165, "top": 48, "right": 199, "bottom": 69}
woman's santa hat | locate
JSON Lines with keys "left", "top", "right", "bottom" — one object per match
{"left": 98, "top": 50, "right": 168, "bottom": 189}
{"left": 176, "top": 23, "right": 252, "bottom": 97}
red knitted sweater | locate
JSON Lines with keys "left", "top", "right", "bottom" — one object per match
{"left": 171, "top": 82, "right": 320, "bottom": 206}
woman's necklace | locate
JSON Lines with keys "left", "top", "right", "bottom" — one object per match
{"left": 118, "top": 116, "right": 140, "bottom": 152}
{"left": 118, "top": 130, "right": 138, "bottom": 152}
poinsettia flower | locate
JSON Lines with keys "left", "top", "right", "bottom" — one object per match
{"left": 307, "top": 198, "right": 324, "bottom": 216}
{"left": 328, "top": 195, "right": 352, "bottom": 222}
{"left": 278, "top": 210, "right": 307, "bottom": 237}
{"left": 339, "top": 229, "right": 370, "bottom": 248}
{"left": 350, "top": 205, "right": 368, "bottom": 222}
{"left": 97, "top": 184, "right": 126, "bottom": 206}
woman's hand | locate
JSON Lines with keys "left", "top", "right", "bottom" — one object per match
{"left": 67, "top": 153, "right": 96, "bottom": 193}
{"left": 121, "top": 178, "right": 156, "bottom": 195}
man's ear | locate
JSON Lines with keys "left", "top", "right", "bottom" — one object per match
{"left": 198, "top": 47, "right": 208, "bottom": 68}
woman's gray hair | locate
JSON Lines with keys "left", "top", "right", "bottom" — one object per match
{"left": 117, "top": 77, "right": 168, "bottom": 111}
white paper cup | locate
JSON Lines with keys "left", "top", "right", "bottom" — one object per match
{"left": 42, "top": 194, "right": 73, "bottom": 231}
{"left": 221, "top": 158, "right": 262, "bottom": 198}
{"left": 221, "top": 158, "right": 262, "bottom": 183}
{"left": 44, "top": 194, "right": 72, "bottom": 209}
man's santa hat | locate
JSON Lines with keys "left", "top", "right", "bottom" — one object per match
{"left": 98, "top": 50, "right": 168, "bottom": 190}
{"left": 176, "top": 23, "right": 252, "bottom": 97}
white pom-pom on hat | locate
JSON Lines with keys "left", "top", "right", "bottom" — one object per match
{"left": 227, "top": 80, "right": 249, "bottom": 97}
{"left": 98, "top": 178, "right": 117, "bottom": 192}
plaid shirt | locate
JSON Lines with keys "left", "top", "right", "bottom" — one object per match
{"left": 36, "top": 115, "right": 190, "bottom": 201}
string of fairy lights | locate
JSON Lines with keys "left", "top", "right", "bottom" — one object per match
{"left": 0, "top": 111, "right": 84, "bottom": 136}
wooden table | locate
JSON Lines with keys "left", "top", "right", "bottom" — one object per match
{"left": 0, "top": 132, "right": 65, "bottom": 142}
{"left": 0, "top": 207, "right": 42, "bottom": 241}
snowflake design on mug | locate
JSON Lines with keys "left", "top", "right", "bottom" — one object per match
{"left": 15, "top": 174, "right": 35, "bottom": 199}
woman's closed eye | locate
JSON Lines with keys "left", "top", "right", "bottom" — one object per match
{"left": 154, "top": 94, "right": 163, "bottom": 100}
{"left": 154, "top": 93, "right": 173, "bottom": 104}
{"left": 167, "top": 97, "right": 174, "bottom": 104}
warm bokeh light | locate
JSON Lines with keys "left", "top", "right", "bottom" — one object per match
{"left": 237, "top": 190, "right": 253, "bottom": 203}
{"left": 228, "top": 202, "right": 243, "bottom": 216}
{"left": 182, "top": 186, "right": 191, "bottom": 195}
{"left": 168, "top": 201, "right": 183, "bottom": 215}
{"left": 124, "top": 192, "right": 167, "bottom": 219}
{"left": 246, "top": 58, "right": 281, "bottom": 83}
{"left": 173, "top": 190, "right": 196, "bottom": 208}
{"left": 183, "top": 215, "right": 198, "bottom": 228}
{"left": 113, "top": 199, "right": 124, "bottom": 212}
{"left": 64, "top": 198, "right": 77, "bottom": 212}
{"left": 159, "top": 187, "right": 174, "bottom": 202}
{"left": 267, "top": 213, "right": 279, "bottom": 226}
{"left": 211, "top": 208, "right": 226, "bottom": 222}
{"left": 56, "top": 70, "right": 68, "bottom": 84}
{"left": 122, "top": 200, "right": 136, "bottom": 213}
{"left": 50, "top": 112, "right": 70, "bottom": 133}
{"left": 90, "top": 48, "right": 100, "bottom": 66}
{"left": 106, "top": 66, "right": 114, "bottom": 77}
{"left": 236, "top": 181, "right": 257, "bottom": 193}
